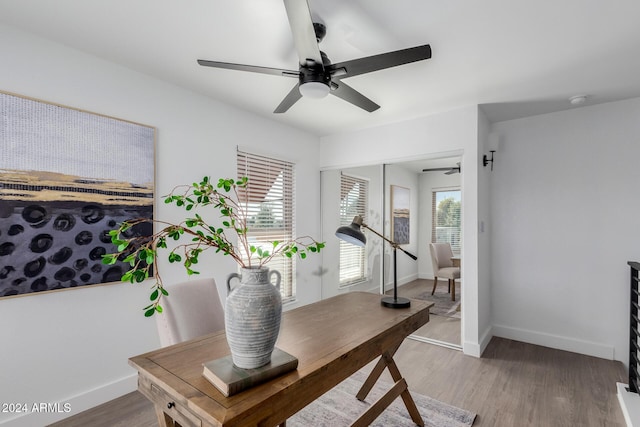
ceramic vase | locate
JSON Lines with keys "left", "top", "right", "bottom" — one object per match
{"left": 225, "top": 267, "right": 282, "bottom": 369}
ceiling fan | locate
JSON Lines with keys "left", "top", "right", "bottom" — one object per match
{"left": 197, "top": 0, "right": 431, "bottom": 113}
{"left": 422, "top": 163, "right": 461, "bottom": 175}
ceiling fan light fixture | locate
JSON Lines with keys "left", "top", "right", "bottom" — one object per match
{"left": 299, "top": 81, "right": 330, "bottom": 99}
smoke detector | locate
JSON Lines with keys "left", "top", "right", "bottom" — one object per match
{"left": 569, "top": 95, "right": 588, "bottom": 106}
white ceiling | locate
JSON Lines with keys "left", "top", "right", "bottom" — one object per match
{"left": 2, "top": 0, "right": 640, "bottom": 137}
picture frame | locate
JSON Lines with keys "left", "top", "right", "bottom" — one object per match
{"left": 390, "top": 185, "right": 410, "bottom": 245}
{"left": 0, "top": 91, "right": 155, "bottom": 298}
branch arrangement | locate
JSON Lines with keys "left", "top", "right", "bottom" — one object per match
{"left": 102, "top": 177, "right": 324, "bottom": 316}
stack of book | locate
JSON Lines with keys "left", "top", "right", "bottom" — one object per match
{"left": 202, "top": 348, "right": 298, "bottom": 397}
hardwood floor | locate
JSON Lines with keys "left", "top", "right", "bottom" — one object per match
{"left": 392, "top": 278, "right": 462, "bottom": 345}
{"left": 50, "top": 337, "right": 627, "bottom": 427}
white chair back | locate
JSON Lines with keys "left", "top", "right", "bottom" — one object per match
{"left": 155, "top": 277, "right": 225, "bottom": 347}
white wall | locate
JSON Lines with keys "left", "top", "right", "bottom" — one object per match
{"left": 383, "top": 164, "right": 420, "bottom": 289}
{"left": 319, "top": 106, "right": 489, "bottom": 357}
{"left": 490, "top": 97, "right": 640, "bottom": 365}
{"left": 477, "top": 109, "right": 493, "bottom": 353}
{"left": 0, "top": 25, "right": 320, "bottom": 426}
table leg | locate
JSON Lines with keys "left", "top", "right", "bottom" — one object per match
{"left": 354, "top": 342, "right": 424, "bottom": 427}
{"left": 356, "top": 341, "right": 402, "bottom": 401}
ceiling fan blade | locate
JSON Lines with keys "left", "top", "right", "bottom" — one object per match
{"left": 423, "top": 167, "right": 454, "bottom": 172}
{"left": 274, "top": 83, "right": 303, "bottom": 113}
{"left": 423, "top": 165, "right": 461, "bottom": 174}
{"left": 331, "top": 81, "right": 380, "bottom": 112}
{"left": 197, "top": 59, "right": 299, "bottom": 78}
{"left": 283, "top": 0, "right": 323, "bottom": 67}
{"left": 328, "top": 44, "right": 431, "bottom": 79}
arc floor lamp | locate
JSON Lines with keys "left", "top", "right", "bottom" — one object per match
{"left": 335, "top": 215, "right": 417, "bottom": 308}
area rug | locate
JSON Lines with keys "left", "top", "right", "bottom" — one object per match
{"left": 288, "top": 370, "right": 476, "bottom": 427}
{"left": 414, "top": 289, "right": 461, "bottom": 319}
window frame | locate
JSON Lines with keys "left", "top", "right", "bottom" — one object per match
{"left": 339, "top": 173, "right": 369, "bottom": 287}
{"left": 431, "top": 188, "right": 462, "bottom": 255}
{"left": 237, "top": 150, "right": 296, "bottom": 301}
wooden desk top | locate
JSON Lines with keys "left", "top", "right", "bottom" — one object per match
{"left": 130, "top": 291, "right": 433, "bottom": 426}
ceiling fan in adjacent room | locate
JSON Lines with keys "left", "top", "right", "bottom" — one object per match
{"left": 422, "top": 163, "right": 461, "bottom": 175}
{"left": 197, "top": 0, "right": 431, "bottom": 113}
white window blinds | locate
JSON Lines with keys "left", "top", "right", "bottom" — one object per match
{"left": 339, "top": 174, "right": 368, "bottom": 285}
{"left": 432, "top": 189, "right": 461, "bottom": 255}
{"left": 237, "top": 150, "right": 296, "bottom": 300}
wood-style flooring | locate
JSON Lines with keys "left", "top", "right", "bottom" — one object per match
{"left": 392, "top": 278, "right": 462, "bottom": 345}
{"left": 50, "top": 337, "right": 627, "bottom": 427}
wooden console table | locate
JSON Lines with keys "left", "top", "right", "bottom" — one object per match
{"left": 129, "top": 291, "right": 433, "bottom": 426}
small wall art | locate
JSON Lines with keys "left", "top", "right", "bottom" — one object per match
{"left": 0, "top": 91, "right": 155, "bottom": 298}
{"left": 390, "top": 185, "right": 410, "bottom": 245}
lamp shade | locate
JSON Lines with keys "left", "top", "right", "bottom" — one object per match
{"left": 335, "top": 216, "right": 366, "bottom": 247}
{"left": 299, "top": 81, "right": 330, "bottom": 99}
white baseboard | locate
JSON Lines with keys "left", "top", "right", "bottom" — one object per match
{"left": 493, "top": 324, "right": 614, "bottom": 360}
{"left": 618, "top": 383, "right": 640, "bottom": 427}
{"left": 478, "top": 325, "right": 493, "bottom": 356}
{"left": 0, "top": 374, "right": 137, "bottom": 427}
{"left": 462, "top": 326, "right": 492, "bottom": 358}
{"left": 384, "top": 273, "right": 419, "bottom": 292}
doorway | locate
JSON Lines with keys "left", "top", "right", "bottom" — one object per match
{"left": 384, "top": 159, "right": 462, "bottom": 348}
{"left": 320, "top": 155, "right": 462, "bottom": 349}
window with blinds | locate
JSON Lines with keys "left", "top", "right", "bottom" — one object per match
{"left": 339, "top": 174, "right": 368, "bottom": 285}
{"left": 237, "top": 150, "right": 296, "bottom": 300}
{"left": 432, "top": 189, "right": 461, "bottom": 255}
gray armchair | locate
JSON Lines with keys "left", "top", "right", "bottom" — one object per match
{"left": 429, "top": 243, "right": 461, "bottom": 301}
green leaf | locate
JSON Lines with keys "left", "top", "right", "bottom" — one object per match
{"left": 144, "top": 308, "right": 156, "bottom": 317}
{"left": 150, "top": 289, "right": 159, "bottom": 301}
{"left": 155, "top": 305, "right": 163, "bottom": 314}
{"left": 157, "top": 238, "right": 167, "bottom": 249}
{"left": 134, "top": 270, "right": 147, "bottom": 283}
{"left": 102, "top": 254, "right": 117, "bottom": 265}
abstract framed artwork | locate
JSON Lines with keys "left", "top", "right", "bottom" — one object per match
{"left": 390, "top": 185, "right": 410, "bottom": 245}
{"left": 0, "top": 91, "right": 155, "bottom": 298}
